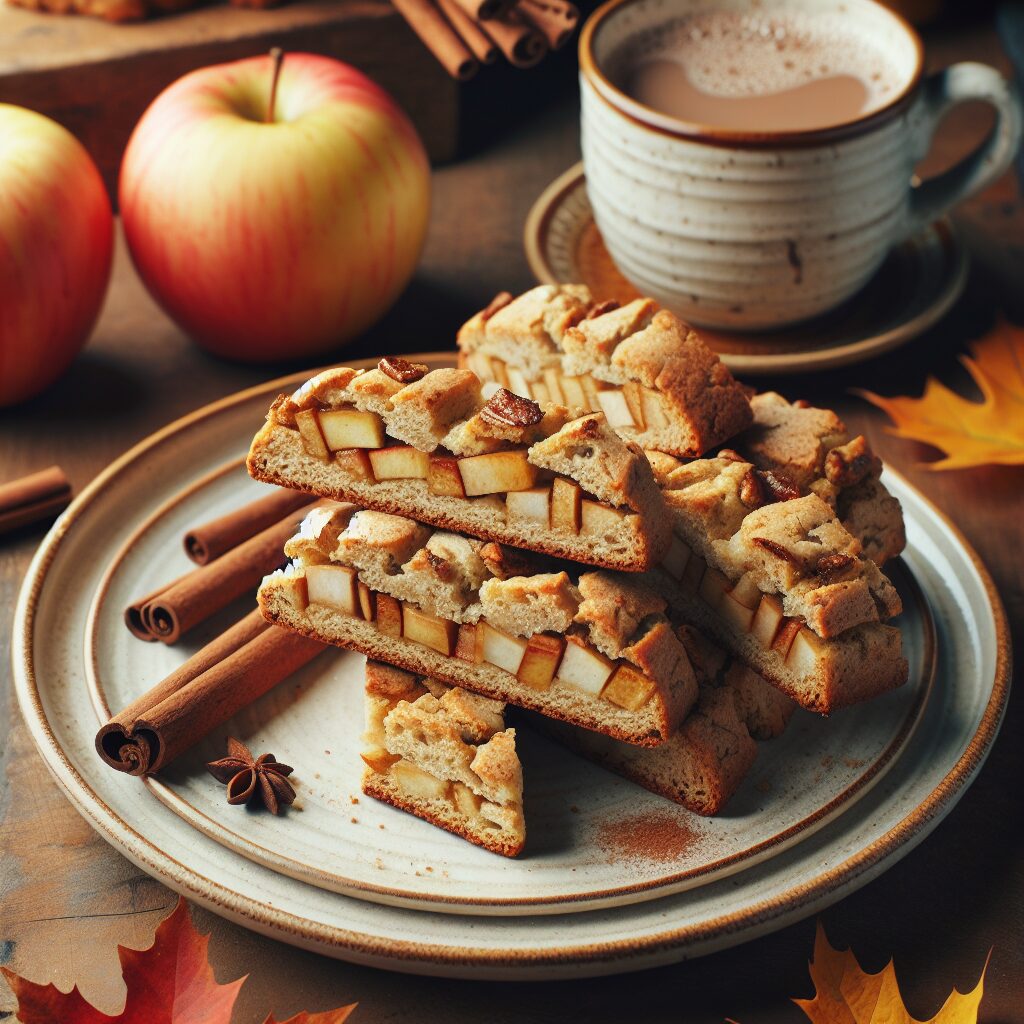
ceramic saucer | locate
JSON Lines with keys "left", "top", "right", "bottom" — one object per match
{"left": 524, "top": 163, "right": 969, "bottom": 376}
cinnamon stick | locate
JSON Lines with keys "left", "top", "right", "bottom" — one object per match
{"left": 96, "top": 609, "right": 325, "bottom": 775}
{"left": 0, "top": 466, "right": 72, "bottom": 536}
{"left": 477, "top": 6, "right": 547, "bottom": 67}
{"left": 391, "top": 0, "right": 479, "bottom": 80}
{"left": 516, "top": 0, "right": 578, "bottom": 50}
{"left": 126, "top": 500, "right": 320, "bottom": 644}
{"left": 184, "top": 488, "right": 312, "bottom": 565}
{"left": 438, "top": 0, "right": 499, "bottom": 63}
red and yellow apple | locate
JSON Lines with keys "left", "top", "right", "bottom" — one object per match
{"left": 119, "top": 52, "right": 430, "bottom": 362}
{"left": 0, "top": 105, "right": 113, "bottom": 407}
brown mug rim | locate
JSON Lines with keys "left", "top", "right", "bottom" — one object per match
{"left": 578, "top": 0, "right": 926, "bottom": 148}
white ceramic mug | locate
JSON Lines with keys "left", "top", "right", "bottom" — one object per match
{"left": 579, "top": 0, "right": 1023, "bottom": 330}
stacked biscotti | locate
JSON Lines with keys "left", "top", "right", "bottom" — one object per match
{"left": 248, "top": 284, "right": 909, "bottom": 855}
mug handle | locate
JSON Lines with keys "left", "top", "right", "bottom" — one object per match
{"left": 905, "top": 61, "right": 1023, "bottom": 236}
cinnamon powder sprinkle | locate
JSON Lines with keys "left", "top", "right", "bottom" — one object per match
{"left": 595, "top": 811, "right": 703, "bottom": 863}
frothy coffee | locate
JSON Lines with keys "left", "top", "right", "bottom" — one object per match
{"left": 610, "top": 10, "right": 908, "bottom": 132}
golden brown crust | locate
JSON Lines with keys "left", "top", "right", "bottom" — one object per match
{"left": 362, "top": 770, "right": 524, "bottom": 857}
{"left": 657, "top": 452, "right": 902, "bottom": 641}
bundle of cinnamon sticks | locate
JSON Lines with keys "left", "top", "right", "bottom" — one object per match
{"left": 392, "top": 0, "right": 579, "bottom": 79}
{"left": 99, "top": 488, "right": 328, "bottom": 776}
{"left": 125, "top": 489, "right": 317, "bottom": 643}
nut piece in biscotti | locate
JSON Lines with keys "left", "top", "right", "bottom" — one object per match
{"left": 361, "top": 662, "right": 525, "bottom": 856}
{"left": 457, "top": 285, "right": 593, "bottom": 380}
{"left": 442, "top": 393, "right": 571, "bottom": 457}
{"left": 378, "top": 357, "right": 429, "bottom": 385}
{"left": 824, "top": 435, "right": 883, "bottom": 489}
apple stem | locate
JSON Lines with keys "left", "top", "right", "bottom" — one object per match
{"left": 266, "top": 47, "right": 284, "bottom": 124}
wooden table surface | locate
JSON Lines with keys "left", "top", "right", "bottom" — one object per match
{"left": 1, "top": 20, "right": 1021, "bottom": 1023}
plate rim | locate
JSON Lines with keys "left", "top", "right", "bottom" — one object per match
{"left": 522, "top": 162, "right": 970, "bottom": 376}
{"left": 12, "top": 363, "right": 1012, "bottom": 968}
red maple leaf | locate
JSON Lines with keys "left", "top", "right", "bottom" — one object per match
{"left": 1, "top": 898, "right": 356, "bottom": 1024}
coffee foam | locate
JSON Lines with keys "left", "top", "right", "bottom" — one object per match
{"left": 610, "top": 9, "right": 910, "bottom": 119}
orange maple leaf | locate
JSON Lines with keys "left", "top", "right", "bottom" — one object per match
{"left": 855, "top": 319, "right": 1024, "bottom": 469}
{"left": 1, "top": 898, "right": 356, "bottom": 1024}
{"left": 794, "top": 923, "right": 989, "bottom": 1024}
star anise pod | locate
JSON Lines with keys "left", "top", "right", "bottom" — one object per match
{"left": 206, "top": 737, "right": 296, "bottom": 815}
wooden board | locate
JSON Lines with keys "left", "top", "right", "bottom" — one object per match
{"left": 0, "top": 0, "right": 459, "bottom": 198}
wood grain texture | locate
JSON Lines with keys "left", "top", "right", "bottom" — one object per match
{"left": 0, "top": 21, "right": 1021, "bottom": 1022}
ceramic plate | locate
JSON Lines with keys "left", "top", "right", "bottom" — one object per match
{"left": 81, "top": 453, "right": 933, "bottom": 914}
{"left": 524, "top": 164, "right": 969, "bottom": 376}
{"left": 13, "top": 362, "right": 1009, "bottom": 977}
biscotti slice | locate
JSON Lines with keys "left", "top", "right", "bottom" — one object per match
{"left": 260, "top": 506, "right": 699, "bottom": 746}
{"left": 532, "top": 626, "right": 796, "bottom": 815}
{"left": 361, "top": 661, "right": 525, "bottom": 857}
{"left": 457, "top": 286, "right": 753, "bottom": 457}
{"left": 644, "top": 455, "right": 908, "bottom": 712}
{"left": 247, "top": 359, "right": 670, "bottom": 572}
{"left": 733, "top": 392, "right": 906, "bottom": 565}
